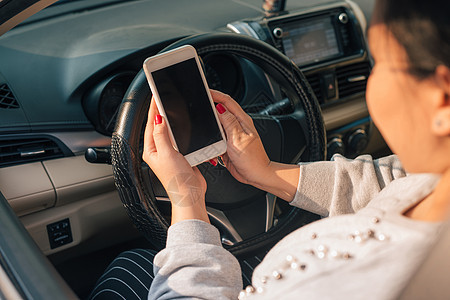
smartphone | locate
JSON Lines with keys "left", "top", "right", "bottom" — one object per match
{"left": 143, "top": 45, "right": 227, "bottom": 166}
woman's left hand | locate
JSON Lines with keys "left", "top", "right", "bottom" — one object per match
{"left": 142, "top": 99, "right": 209, "bottom": 224}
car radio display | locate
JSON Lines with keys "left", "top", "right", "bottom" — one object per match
{"left": 282, "top": 17, "right": 340, "bottom": 66}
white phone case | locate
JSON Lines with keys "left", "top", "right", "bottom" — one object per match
{"left": 143, "top": 45, "right": 227, "bottom": 166}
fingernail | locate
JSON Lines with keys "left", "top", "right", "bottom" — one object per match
{"left": 155, "top": 114, "right": 162, "bottom": 125}
{"left": 209, "top": 159, "right": 217, "bottom": 166}
{"left": 216, "top": 103, "right": 226, "bottom": 114}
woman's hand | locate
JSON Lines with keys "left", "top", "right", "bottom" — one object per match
{"left": 211, "top": 90, "right": 273, "bottom": 187}
{"left": 142, "top": 99, "right": 209, "bottom": 224}
{"left": 211, "top": 90, "right": 300, "bottom": 202}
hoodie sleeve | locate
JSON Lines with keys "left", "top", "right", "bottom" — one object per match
{"left": 148, "top": 219, "right": 242, "bottom": 300}
{"left": 290, "top": 154, "right": 406, "bottom": 217}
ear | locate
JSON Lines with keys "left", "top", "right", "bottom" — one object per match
{"left": 435, "top": 65, "right": 450, "bottom": 96}
{"left": 432, "top": 108, "right": 450, "bottom": 136}
{"left": 431, "top": 66, "right": 450, "bottom": 136}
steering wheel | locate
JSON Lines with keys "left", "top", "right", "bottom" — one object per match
{"left": 111, "top": 33, "right": 325, "bottom": 257}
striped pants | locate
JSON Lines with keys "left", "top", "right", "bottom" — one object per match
{"left": 89, "top": 249, "right": 156, "bottom": 300}
{"left": 89, "top": 248, "right": 261, "bottom": 299}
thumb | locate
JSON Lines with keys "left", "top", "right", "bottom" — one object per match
{"left": 216, "top": 103, "right": 244, "bottom": 139}
{"left": 153, "top": 115, "right": 175, "bottom": 153}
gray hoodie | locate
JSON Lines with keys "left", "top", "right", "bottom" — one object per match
{"left": 149, "top": 155, "right": 441, "bottom": 300}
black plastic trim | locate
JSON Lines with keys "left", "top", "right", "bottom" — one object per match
{"left": 0, "top": 134, "right": 74, "bottom": 168}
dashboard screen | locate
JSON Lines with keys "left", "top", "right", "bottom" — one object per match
{"left": 282, "top": 17, "right": 340, "bottom": 66}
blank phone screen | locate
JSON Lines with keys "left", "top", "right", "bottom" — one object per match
{"left": 152, "top": 58, "right": 222, "bottom": 156}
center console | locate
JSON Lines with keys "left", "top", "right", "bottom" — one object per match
{"left": 228, "top": 2, "right": 381, "bottom": 160}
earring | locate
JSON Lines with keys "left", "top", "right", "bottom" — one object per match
{"left": 435, "top": 119, "right": 443, "bottom": 127}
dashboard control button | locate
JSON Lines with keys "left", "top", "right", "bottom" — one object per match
{"left": 273, "top": 27, "right": 283, "bottom": 38}
{"left": 338, "top": 13, "right": 349, "bottom": 24}
{"left": 348, "top": 129, "right": 369, "bottom": 154}
{"left": 327, "top": 137, "right": 345, "bottom": 160}
{"left": 321, "top": 73, "right": 337, "bottom": 100}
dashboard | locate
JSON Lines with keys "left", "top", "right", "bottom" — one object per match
{"left": 0, "top": 0, "right": 385, "bottom": 259}
{"left": 0, "top": 1, "right": 377, "bottom": 162}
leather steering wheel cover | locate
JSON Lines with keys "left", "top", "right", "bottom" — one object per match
{"left": 111, "top": 32, "right": 325, "bottom": 252}
{"left": 111, "top": 78, "right": 170, "bottom": 248}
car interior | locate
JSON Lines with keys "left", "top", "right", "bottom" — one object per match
{"left": 1, "top": 0, "right": 446, "bottom": 299}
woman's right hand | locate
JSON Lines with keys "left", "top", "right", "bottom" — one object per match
{"left": 211, "top": 90, "right": 273, "bottom": 188}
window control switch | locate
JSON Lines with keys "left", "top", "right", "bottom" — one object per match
{"left": 47, "top": 218, "right": 73, "bottom": 249}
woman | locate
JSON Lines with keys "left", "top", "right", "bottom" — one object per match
{"left": 90, "top": 0, "right": 450, "bottom": 298}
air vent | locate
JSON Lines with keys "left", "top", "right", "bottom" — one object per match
{"left": 339, "top": 23, "right": 351, "bottom": 49}
{"left": 337, "top": 62, "right": 371, "bottom": 98}
{"left": 305, "top": 73, "right": 323, "bottom": 104}
{"left": 0, "top": 137, "right": 65, "bottom": 168}
{"left": 0, "top": 84, "right": 19, "bottom": 109}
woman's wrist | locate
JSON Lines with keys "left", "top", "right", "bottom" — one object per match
{"left": 169, "top": 192, "right": 209, "bottom": 225}
{"left": 171, "top": 204, "right": 210, "bottom": 225}
{"left": 252, "top": 161, "right": 300, "bottom": 202}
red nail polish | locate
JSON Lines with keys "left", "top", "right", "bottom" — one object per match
{"left": 209, "top": 159, "right": 217, "bottom": 166}
{"left": 216, "top": 103, "right": 226, "bottom": 114}
{"left": 155, "top": 114, "right": 162, "bottom": 125}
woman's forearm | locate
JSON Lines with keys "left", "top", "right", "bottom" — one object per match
{"left": 252, "top": 162, "right": 300, "bottom": 202}
{"left": 170, "top": 162, "right": 300, "bottom": 224}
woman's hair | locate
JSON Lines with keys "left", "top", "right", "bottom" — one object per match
{"left": 376, "top": 0, "right": 450, "bottom": 79}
